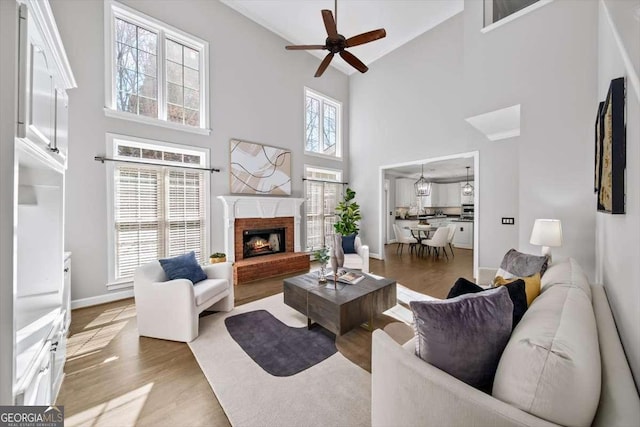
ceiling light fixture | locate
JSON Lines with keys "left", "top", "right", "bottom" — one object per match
{"left": 415, "top": 164, "right": 431, "bottom": 196}
{"left": 462, "top": 166, "right": 474, "bottom": 197}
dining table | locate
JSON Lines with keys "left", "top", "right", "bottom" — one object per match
{"left": 405, "top": 225, "right": 438, "bottom": 257}
{"left": 407, "top": 225, "right": 437, "bottom": 242}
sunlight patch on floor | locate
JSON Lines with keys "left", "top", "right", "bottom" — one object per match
{"left": 84, "top": 304, "right": 136, "bottom": 330}
{"left": 64, "top": 383, "right": 153, "bottom": 427}
{"left": 67, "top": 320, "right": 128, "bottom": 358}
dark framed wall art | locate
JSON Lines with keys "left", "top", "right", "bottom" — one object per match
{"left": 595, "top": 77, "right": 626, "bottom": 214}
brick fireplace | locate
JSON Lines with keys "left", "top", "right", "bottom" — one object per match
{"left": 218, "top": 196, "right": 310, "bottom": 284}
{"left": 234, "top": 217, "right": 293, "bottom": 261}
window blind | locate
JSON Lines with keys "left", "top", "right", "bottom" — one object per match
{"left": 114, "top": 164, "right": 205, "bottom": 280}
{"left": 304, "top": 169, "right": 342, "bottom": 252}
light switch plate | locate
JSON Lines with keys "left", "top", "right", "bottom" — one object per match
{"left": 502, "top": 217, "right": 515, "bottom": 225}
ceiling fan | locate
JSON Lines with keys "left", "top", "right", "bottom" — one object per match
{"left": 285, "top": 0, "right": 386, "bottom": 77}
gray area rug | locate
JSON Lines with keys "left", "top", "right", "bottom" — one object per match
{"left": 187, "top": 294, "right": 371, "bottom": 427}
{"left": 225, "top": 309, "right": 337, "bottom": 377}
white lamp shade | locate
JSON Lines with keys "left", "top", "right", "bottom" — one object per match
{"left": 530, "top": 219, "right": 563, "bottom": 247}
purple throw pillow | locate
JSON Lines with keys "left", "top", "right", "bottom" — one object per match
{"left": 410, "top": 286, "right": 513, "bottom": 392}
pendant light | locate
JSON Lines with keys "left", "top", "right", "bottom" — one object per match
{"left": 414, "top": 164, "right": 431, "bottom": 196}
{"left": 462, "top": 166, "right": 474, "bottom": 197}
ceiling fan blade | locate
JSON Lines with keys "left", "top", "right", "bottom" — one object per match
{"left": 322, "top": 9, "right": 338, "bottom": 39}
{"left": 345, "top": 29, "right": 387, "bottom": 48}
{"left": 340, "top": 50, "right": 368, "bottom": 73}
{"left": 315, "top": 52, "right": 334, "bottom": 78}
{"left": 285, "top": 45, "right": 326, "bottom": 50}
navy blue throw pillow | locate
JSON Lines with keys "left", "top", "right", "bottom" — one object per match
{"left": 159, "top": 251, "right": 207, "bottom": 284}
{"left": 446, "top": 277, "right": 483, "bottom": 298}
{"left": 341, "top": 234, "right": 357, "bottom": 254}
{"left": 447, "top": 277, "right": 528, "bottom": 329}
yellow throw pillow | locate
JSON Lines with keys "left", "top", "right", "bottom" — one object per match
{"left": 494, "top": 273, "right": 541, "bottom": 306}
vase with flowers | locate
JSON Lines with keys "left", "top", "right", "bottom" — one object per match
{"left": 313, "top": 246, "right": 330, "bottom": 284}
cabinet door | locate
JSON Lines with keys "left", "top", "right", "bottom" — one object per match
{"left": 449, "top": 183, "right": 460, "bottom": 207}
{"left": 453, "top": 224, "right": 473, "bottom": 249}
{"left": 63, "top": 257, "right": 71, "bottom": 331}
{"left": 18, "top": 5, "right": 56, "bottom": 150}
{"left": 429, "top": 184, "right": 439, "bottom": 207}
{"left": 395, "top": 180, "right": 406, "bottom": 207}
{"left": 54, "top": 89, "right": 69, "bottom": 162}
{"left": 50, "top": 318, "right": 67, "bottom": 401}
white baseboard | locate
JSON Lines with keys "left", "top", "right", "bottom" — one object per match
{"left": 370, "top": 253, "right": 383, "bottom": 260}
{"left": 71, "top": 288, "right": 134, "bottom": 309}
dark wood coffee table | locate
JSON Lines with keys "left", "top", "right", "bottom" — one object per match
{"left": 283, "top": 271, "right": 397, "bottom": 336}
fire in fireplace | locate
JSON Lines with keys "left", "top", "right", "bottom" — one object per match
{"left": 243, "top": 227, "right": 286, "bottom": 259}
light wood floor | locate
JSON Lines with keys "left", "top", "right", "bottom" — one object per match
{"left": 57, "top": 245, "right": 473, "bottom": 426}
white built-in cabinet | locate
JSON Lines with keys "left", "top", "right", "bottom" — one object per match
{"left": 1, "top": 0, "right": 76, "bottom": 406}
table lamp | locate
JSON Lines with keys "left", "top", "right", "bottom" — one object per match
{"left": 530, "top": 219, "right": 562, "bottom": 261}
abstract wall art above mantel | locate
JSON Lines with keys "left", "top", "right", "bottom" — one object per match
{"left": 230, "top": 139, "right": 292, "bottom": 196}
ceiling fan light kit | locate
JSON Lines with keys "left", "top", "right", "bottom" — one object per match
{"left": 285, "top": 1, "right": 386, "bottom": 77}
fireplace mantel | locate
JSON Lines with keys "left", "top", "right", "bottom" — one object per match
{"left": 217, "top": 196, "right": 305, "bottom": 262}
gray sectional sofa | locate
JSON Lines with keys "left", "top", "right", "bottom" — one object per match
{"left": 372, "top": 258, "right": 640, "bottom": 427}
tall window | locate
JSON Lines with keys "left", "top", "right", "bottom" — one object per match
{"left": 106, "top": 1, "right": 208, "bottom": 132}
{"left": 107, "top": 135, "right": 209, "bottom": 283}
{"left": 304, "top": 88, "right": 342, "bottom": 158}
{"left": 305, "top": 166, "right": 343, "bottom": 251}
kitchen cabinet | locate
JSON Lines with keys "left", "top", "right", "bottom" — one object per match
{"left": 420, "top": 184, "right": 437, "bottom": 208}
{"left": 429, "top": 183, "right": 460, "bottom": 207}
{"left": 452, "top": 221, "right": 473, "bottom": 249}
{"left": 395, "top": 178, "right": 417, "bottom": 207}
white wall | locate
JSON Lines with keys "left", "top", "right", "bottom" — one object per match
{"left": 351, "top": 1, "right": 599, "bottom": 274}
{"left": 350, "top": 12, "right": 520, "bottom": 270}
{"left": 49, "top": 0, "right": 349, "bottom": 302}
{"left": 596, "top": 0, "right": 640, "bottom": 388}
{"left": 464, "top": 0, "right": 598, "bottom": 278}
{"left": 0, "top": 0, "right": 18, "bottom": 405}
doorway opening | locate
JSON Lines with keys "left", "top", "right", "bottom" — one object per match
{"left": 378, "top": 151, "right": 479, "bottom": 278}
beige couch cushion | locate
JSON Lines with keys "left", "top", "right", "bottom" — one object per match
{"left": 541, "top": 258, "right": 591, "bottom": 300}
{"left": 492, "top": 284, "right": 601, "bottom": 427}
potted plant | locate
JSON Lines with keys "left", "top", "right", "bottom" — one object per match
{"left": 313, "top": 246, "right": 330, "bottom": 283}
{"left": 209, "top": 252, "right": 227, "bottom": 264}
{"left": 334, "top": 187, "right": 362, "bottom": 236}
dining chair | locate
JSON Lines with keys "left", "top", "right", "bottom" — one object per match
{"left": 393, "top": 224, "right": 418, "bottom": 256}
{"left": 446, "top": 224, "right": 457, "bottom": 257}
{"left": 423, "top": 227, "right": 450, "bottom": 260}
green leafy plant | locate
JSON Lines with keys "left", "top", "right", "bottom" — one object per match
{"left": 209, "top": 252, "right": 226, "bottom": 258}
{"left": 313, "top": 246, "right": 330, "bottom": 265}
{"left": 334, "top": 187, "right": 361, "bottom": 235}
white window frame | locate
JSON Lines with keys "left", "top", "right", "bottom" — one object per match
{"left": 105, "top": 133, "right": 211, "bottom": 289}
{"left": 104, "top": 0, "right": 211, "bottom": 135}
{"left": 304, "top": 87, "right": 343, "bottom": 160}
{"left": 304, "top": 165, "right": 343, "bottom": 252}
{"left": 481, "top": 0, "right": 553, "bottom": 33}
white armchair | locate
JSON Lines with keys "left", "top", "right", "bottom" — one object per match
{"left": 133, "top": 261, "right": 234, "bottom": 342}
{"left": 342, "top": 236, "right": 370, "bottom": 273}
